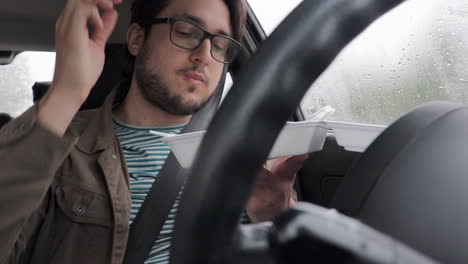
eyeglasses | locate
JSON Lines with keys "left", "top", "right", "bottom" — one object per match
{"left": 149, "top": 17, "right": 242, "bottom": 64}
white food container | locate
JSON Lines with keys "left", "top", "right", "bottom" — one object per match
{"left": 151, "top": 121, "right": 328, "bottom": 168}
{"left": 326, "top": 121, "right": 386, "bottom": 152}
{"left": 268, "top": 121, "right": 328, "bottom": 158}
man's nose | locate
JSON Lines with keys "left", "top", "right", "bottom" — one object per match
{"left": 190, "top": 39, "right": 212, "bottom": 64}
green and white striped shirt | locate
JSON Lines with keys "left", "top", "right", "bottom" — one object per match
{"left": 113, "top": 118, "right": 185, "bottom": 264}
{"left": 114, "top": 118, "right": 251, "bottom": 264}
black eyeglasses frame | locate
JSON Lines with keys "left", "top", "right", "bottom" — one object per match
{"left": 148, "top": 17, "right": 242, "bottom": 64}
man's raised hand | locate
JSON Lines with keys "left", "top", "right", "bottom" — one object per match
{"left": 53, "top": 0, "right": 122, "bottom": 100}
{"left": 38, "top": 0, "right": 123, "bottom": 136}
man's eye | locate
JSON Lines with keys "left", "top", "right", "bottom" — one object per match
{"left": 212, "top": 40, "right": 228, "bottom": 52}
{"left": 176, "top": 30, "right": 193, "bottom": 38}
{"left": 213, "top": 44, "right": 225, "bottom": 52}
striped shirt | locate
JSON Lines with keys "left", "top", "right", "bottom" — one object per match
{"left": 113, "top": 118, "right": 185, "bottom": 264}
{"left": 113, "top": 118, "right": 251, "bottom": 264}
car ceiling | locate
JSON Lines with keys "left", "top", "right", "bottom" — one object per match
{"left": 0, "top": 0, "right": 132, "bottom": 52}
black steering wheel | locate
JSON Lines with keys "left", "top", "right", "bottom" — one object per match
{"left": 170, "top": 0, "right": 406, "bottom": 263}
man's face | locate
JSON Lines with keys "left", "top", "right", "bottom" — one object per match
{"left": 134, "top": 0, "right": 232, "bottom": 115}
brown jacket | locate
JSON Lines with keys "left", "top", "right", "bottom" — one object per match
{"left": 0, "top": 90, "right": 131, "bottom": 264}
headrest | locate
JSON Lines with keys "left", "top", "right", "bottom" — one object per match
{"left": 32, "top": 44, "right": 129, "bottom": 110}
{"left": 0, "top": 112, "right": 12, "bottom": 129}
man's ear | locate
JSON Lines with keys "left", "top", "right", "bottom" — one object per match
{"left": 127, "top": 23, "right": 146, "bottom": 56}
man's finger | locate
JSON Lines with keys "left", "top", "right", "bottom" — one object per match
{"left": 270, "top": 154, "right": 309, "bottom": 180}
{"left": 94, "top": 0, "right": 114, "bottom": 10}
{"left": 58, "top": 0, "right": 96, "bottom": 41}
{"left": 56, "top": 0, "right": 79, "bottom": 36}
{"left": 88, "top": 7, "right": 105, "bottom": 34}
{"left": 256, "top": 168, "right": 273, "bottom": 182}
{"left": 285, "top": 154, "right": 309, "bottom": 163}
{"left": 59, "top": 0, "right": 77, "bottom": 25}
{"left": 92, "top": 1, "right": 118, "bottom": 46}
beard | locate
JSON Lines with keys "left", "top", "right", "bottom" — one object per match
{"left": 134, "top": 45, "right": 214, "bottom": 115}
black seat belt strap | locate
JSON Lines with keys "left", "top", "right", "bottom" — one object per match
{"left": 123, "top": 154, "right": 187, "bottom": 264}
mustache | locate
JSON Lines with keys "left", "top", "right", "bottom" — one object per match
{"left": 177, "top": 66, "right": 209, "bottom": 83}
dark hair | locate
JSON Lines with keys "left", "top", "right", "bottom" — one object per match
{"left": 131, "top": 0, "right": 246, "bottom": 41}
{"left": 124, "top": 0, "right": 247, "bottom": 78}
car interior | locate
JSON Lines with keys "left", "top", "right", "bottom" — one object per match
{"left": 1, "top": 0, "right": 468, "bottom": 263}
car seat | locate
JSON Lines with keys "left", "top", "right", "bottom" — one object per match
{"left": 32, "top": 44, "right": 130, "bottom": 109}
{"left": 0, "top": 113, "right": 12, "bottom": 129}
{"left": 331, "top": 101, "right": 468, "bottom": 263}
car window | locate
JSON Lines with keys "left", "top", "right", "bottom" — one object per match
{"left": 301, "top": 0, "right": 468, "bottom": 125}
{"left": 249, "top": 0, "right": 302, "bottom": 35}
{"left": 221, "top": 73, "right": 233, "bottom": 102}
{"left": 251, "top": 0, "right": 468, "bottom": 125}
{"left": 0, "top": 52, "right": 55, "bottom": 117}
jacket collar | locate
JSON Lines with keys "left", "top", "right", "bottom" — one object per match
{"left": 73, "top": 82, "right": 129, "bottom": 154}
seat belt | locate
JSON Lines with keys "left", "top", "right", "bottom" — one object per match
{"left": 123, "top": 67, "right": 228, "bottom": 264}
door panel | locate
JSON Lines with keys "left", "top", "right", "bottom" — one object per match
{"left": 297, "top": 134, "right": 361, "bottom": 207}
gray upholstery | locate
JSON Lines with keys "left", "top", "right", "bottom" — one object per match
{"left": 32, "top": 44, "right": 129, "bottom": 109}
{"left": 0, "top": 113, "right": 12, "bottom": 129}
{"left": 332, "top": 101, "right": 468, "bottom": 263}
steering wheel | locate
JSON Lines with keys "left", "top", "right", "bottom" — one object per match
{"left": 170, "top": 0, "right": 406, "bottom": 263}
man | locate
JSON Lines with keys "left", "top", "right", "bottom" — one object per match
{"left": 0, "top": 0, "right": 307, "bottom": 263}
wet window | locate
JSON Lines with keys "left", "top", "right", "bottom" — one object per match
{"left": 0, "top": 52, "right": 55, "bottom": 117}
{"left": 221, "top": 73, "right": 233, "bottom": 102}
{"left": 300, "top": 0, "right": 468, "bottom": 125}
{"left": 248, "top": 0, "right": 302, "bottom": 35}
